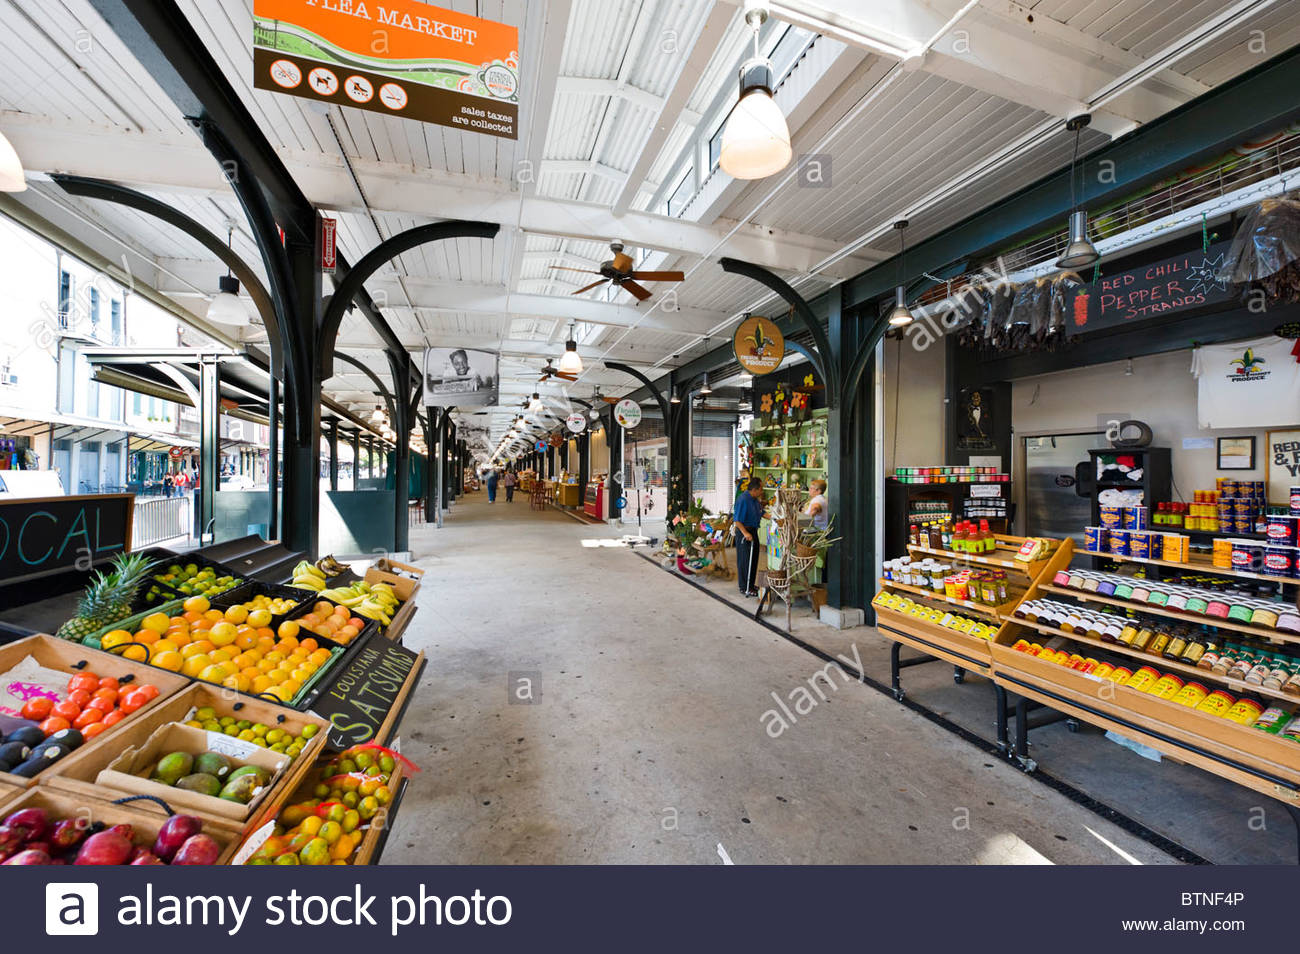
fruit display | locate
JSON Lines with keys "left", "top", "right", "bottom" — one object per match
{"left": 290, "top": 556, "right": 349, "bottom": 591}
{"left": 0, "top": 803, "right": 224, "bottom": 865}
{"left": 98, "top": 595, "right": 336, "bottom": 704}
{"left": 54, "top": 551, "right": 155, "bottom": 642}
{"left": 0, "top": 726, "right": 84, "bottom": 778}
{"left": 242, "top": 745, "right": 399, "bottom": 866}
{"left": 144, "top": 560, "right": 243, "bottom": 604}
{"left": 147, "top": 751, "right": 271, "bottom": 804}
{"left": 180, "top": 706, "right": 318, "bottom": 757}
{"left": 294, "top": 600, "right": 369, "bottom": 645}
{"left": 214, "top": 591, "right": 305, "bottom": 626}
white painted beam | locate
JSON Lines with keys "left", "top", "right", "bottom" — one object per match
{"left": 555, "top": 75, "right": 664, "bottom": 113}
{"left": 541, "top": 159, "right": 627, "bottom": 182}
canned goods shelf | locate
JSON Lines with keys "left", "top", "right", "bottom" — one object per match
{"left": 881, "top": 578, "right": 1017, "bottom": 620}
{"left": 1007, "top": 616, "right": 1300, "bottom": 707}
{"left": 1081, "top": 547, "right": 1299, "bottom": 584}
{"left": 1040, "top": 584, "right": 1299, "bottom": 643}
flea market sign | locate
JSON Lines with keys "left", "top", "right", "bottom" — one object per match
{"left": 253, "top": 0, "right": 519, "bottom": 139}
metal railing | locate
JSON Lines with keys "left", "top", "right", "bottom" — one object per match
{"left": 132, "top": 494, "right": 194, "bottom": 548}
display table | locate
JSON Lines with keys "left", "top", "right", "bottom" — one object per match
{"left": 555, "top": 482, "right": 581, "bottom": 508}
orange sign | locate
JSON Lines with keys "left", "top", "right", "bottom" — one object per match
{"left": 733, "top": 316, "right": 785, "bottom": 376}
{"left": 253, "top": 0, "right": 519, "bottom": 138}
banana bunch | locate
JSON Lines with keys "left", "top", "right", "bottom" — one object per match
{"left": 316, "top": 554, "right": 350, "bottom": 576}
{"left": 317, "top": 579, "right": 401, "bottom": 626}
{"left": 291, "top": 560, "right": 326, "bottom": 591}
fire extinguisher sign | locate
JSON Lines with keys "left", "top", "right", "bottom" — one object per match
{"left": 321, "top": 217, "right": 338, "bottom": 273}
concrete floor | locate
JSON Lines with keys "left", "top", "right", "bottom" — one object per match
{"left": 381, "top": 491, "right": 1182, "bottom": 865}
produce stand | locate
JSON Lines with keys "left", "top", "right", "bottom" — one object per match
{"left": 989, "top": 535, "right": 1300, "bottom": 859}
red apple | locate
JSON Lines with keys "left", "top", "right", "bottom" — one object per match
{"left": 74, "top": 831, "right": 133, "bottom": 865}
{"left": 171, "top": 833, "right": 221, "bottom": 865}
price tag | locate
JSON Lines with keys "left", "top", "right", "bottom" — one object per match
{"left": 231, "top": 820, "right": 275, "bottom": 866}
{"left": 205, "top": 731, "right": 261, "bottom": 760}
{"left": 970, "top": 485, "right": 1002, "bottom": 498}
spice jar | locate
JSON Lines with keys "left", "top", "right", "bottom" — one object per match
{"left": 1196, "top": 690, "right": 1236, "bottom": 717}
{"left": 1149, "top": 673, "right": 1185, "bottom": 699}
{"left": 1171, "top": 681, "right": 1209, "bottom": 708}
{"left": 1225, "top": 697, "right": 1265, "bottom": 725}
{"left": 1125, "top": 666, "right": 1161, "bottom": 692}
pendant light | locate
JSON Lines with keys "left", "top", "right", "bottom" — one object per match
{"left": 558, "top": 321, "right": 583, "bottom": 375}
{"left": 719, "top": 3, "right": 791, "bottom": 181}
{"left": 887, "top": 220, "right": 915, "bottom": 327}
{"left": 528, "top": 392, "right": 544, "bottom": 413}
{"left": 370, "top": 404, "right": 385, "bottom": 423}
{"left": 698, "top": 374, "right": 712, "bottom": 396}
{"left": 1056, "top": 114, "right": 1100, "bottom": 269}
{"left": 670, "top": 387, "right": 682, "bottom": 404}
{"left": 0, "top": 128, "right": 26, "bottom": 193}
{"left": 207, "top": 228, "right": 250, "bottom": 326}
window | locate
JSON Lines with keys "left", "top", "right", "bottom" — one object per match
{"left": 110, "top": 300, "right": 122, "bottom": 345}
{"left": 667, "top": 169, "right": 696, "bottom": 218}
{"left": 89, "top": 287, "right": 100, "bottom": 331}
{"left": 133, "top": 392, "right": 142, "bottom": 415}
{"left": 58, "top": 271, "right": 73, "bottom": 328}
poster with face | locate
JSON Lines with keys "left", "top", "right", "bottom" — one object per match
{"left": 423, "top": 348, "right": 499, "bottom": 407}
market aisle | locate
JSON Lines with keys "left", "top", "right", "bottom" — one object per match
{"left": 383, "top": 492, "right": 1177, "bottom": 864}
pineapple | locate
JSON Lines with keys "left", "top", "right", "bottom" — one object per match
{"left": 54, "top": 551, "right": 156, "bottom": 643}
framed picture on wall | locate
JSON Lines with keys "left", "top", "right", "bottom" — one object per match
{"left": 1267, "top": 428, "right": 1300, "bottom": 504}
{"left": 1216, "top": 436, "right": 1256, "bottom": 470}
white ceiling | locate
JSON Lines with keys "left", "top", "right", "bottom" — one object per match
{"left": 0, "top": 0, "right": 1295, "bottom": 455}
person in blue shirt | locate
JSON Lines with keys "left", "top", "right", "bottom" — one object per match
{"left": 733, "top": 477, "right": 765, "bottom": 597}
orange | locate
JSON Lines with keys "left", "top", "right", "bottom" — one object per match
{"left": 235, "top": 631, "right": 258, "bottom": 650}
{"left": 247, "top": 608, "right": 273, "bottom": 628}
{"left": 182, "top": 610, "right": 204, "bottom": 624}
{"left": 181, "top": 653, "right": 213, "bottom": 678}
{"left": 240, "top": 666, "right": 262, "bottom": 681}
{"left": 223, "top": 673, "right": 252, "bottom": 693}
{"left": 168, "top": 631, "right": 192, "bottom": 648}
{"left": 100, "top": 629, "right": 133, "bottom": 651}
{"left": 263, "top": 650, "right": 285, "bottom": 666}
{"left": 209, "top": 648, "right": 234, "bottom": 664}
{"left": 278, "top": 633, "right": 300, "bottom": 651}
{"left": 198, "top": 664, "right": 230, "bottom": 683}
{"left": 299, "top": 637, "right": 318, "bottom": 652}
{"left": 203, "top": 608, "right": 224, "bottom": 622}
{"left": 251, "top": 674, "right": 274, "bottom": 694}
{"left": 121, "top": 645, "right": 148, "bottom": 662}
{"left": 182, "top": 595, "right": 210, "bottom": 614}
{"left": 309, "top": 648, "right": 331, "bottom": 666}
{"left": 277, "top": 620, "right": 300, "bottom": 640}
{"left": 152, "top": 639, "right": 179, "bottom": 654}
{"left": 190, "top": 639, "right": 215, "bottom": 654}
{"left": 133, "top": 629, "right": 159, "bottom": 645}
{"left": 223, "top": 605, "right": 249, "bottom": 625}
{"left": 169, "top": 615, "right": 188, "bottom": 627}
{"left": 152, "top": 650, "right": 183, "bottom": 672}
{"left": 141, "top": 612, "right": 171, "bottom": 634}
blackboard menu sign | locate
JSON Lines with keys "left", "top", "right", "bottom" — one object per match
{"left": 1068, "top": 242, "right": 1234, "bottom": 335}
{"left": 0, "top": 494, "right": 134, "bottom": 582}
{"left": 312, "top": 638, "right": 420, "bottom": 749}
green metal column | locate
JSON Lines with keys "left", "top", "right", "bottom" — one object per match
{"left": 198, "top": 354, "right": 219, "bottom": 543}
{"left": 326, "top": 421, "right": 339, "bottom": 491}
{"left": 350, "top": 428, "right": 360, "bottom": 489}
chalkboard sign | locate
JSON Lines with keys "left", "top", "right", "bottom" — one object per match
{"left": 0, "top": 494, "right": 134, "bottom": 582}
{"left": 1068, "top": 242, "right": 1233, "bottom": 335}
{"left": 312, "top": 638, "right": 420, "bottom": 749}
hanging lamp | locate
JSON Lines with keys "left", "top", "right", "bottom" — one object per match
{"left": 207, "top": 227, "right": 250, "bottom": 326}
{"left": 670, "top": 387, "right": 682, "bottom": 404}
{"left": 719, "top": 3, "right": 791, "bottom": 180}
{"left": 558, "top": 321, "right": 583, "bottom": 375}
{"left": 1056, "top": 114, "right": 1100, "bottom": 269}
{"left": 528, "top": 392, "right": 544, "bottom": 413}
{"left": 0, "top": 128, "right": 26, "bottom": 193}
{"left": 887, "top": 220, "right": 915, "bottom": 327}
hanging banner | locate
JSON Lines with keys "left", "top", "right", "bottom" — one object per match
{"left": 614, "top": 399, "right": 642, "bottom": 430}
{"left": 252, "top": 0, "right": 519, "bottom": 139}
{"left": 565, "top": 413, "right": 586, "bottom": 434}
{"left": 733, "top": 315, "right": 784, "bottom": 375}
{"left": 1066, "top": 241, "right": 1233, "bottom": 334}
{"left": 535, "top": 440, "right": 546, "bottom": 453}
{"left": 422, "top": 347, "right": 499, "bottom": 407}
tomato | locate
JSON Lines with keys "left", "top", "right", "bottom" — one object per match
{"left": 91, "top": 688, "right": 118, "bottom": 708}
{"left": 81, "top": 722, "right": 108, "bottom": 739}
{"left": 67, "top": 689, "right": 92, "bottom": 709}
{"left": 97, "top": 677, "right": 119, "bottom": 691}
{"left": 52, "top": 700, "right": 81, "bottom": 722}
{"left": 67, "top": 672, "right": 100, "bottom": 694}
{"left": 135, "top": 684, "right": 160, "bottom": 702}
{"left": 73, "top": 707, "right": 106, "bottom": 730}
{"left": 101, "top": 709, "right": 125, "bottom": 727}
{"left": 118, "top": 690, "right": 147, "bottom": 714}
{"left": 20, "top": 697, "right": 54, "bottom": 721}
{"left": 39, "top": 716, "right": 71, "bottom": 736}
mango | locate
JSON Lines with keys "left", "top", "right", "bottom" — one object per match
{"left": 218, "top": 773, "right": 262, "bottom": 805}
{"left": 152, "top": 752, "right": 193, "bottom": 786}
{"left": 300, "top": 837, "right": 331, "bottom": 866}
{"left": 175, "top": 773, "right": 221, "bottom": 796}
{"left": 194, "top": 752, "right": 232, "bottom": 779}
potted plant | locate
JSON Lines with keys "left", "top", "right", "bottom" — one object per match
{"left": 795, "top": 517, "right": 840, "bottom": 559}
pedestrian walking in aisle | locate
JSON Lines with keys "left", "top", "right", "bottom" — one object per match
{"left": 486, "top": 467, "right": 498, "bottom": 503}
{"left": 734, "top": 477, "right": 764, "bottom": 597}
{"left": 503, "top": 468, "right": 517, "bottom": 503}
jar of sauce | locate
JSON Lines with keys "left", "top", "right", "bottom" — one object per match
{"left": 1196, "top": 690, "right": 1236, "bottom": 717}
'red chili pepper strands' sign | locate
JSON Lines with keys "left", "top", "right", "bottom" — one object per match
{"left": 253, "top": 0, "right": 519, "bottom": 139}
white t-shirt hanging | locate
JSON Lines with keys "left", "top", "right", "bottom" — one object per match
{"left": 1191, "top": 336, "right": 1300, "bottom": 429}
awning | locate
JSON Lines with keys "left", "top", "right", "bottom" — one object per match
{"left": 0, "top": 411, "right": 127, "bottom": 447}
{"left": 130, "top": 432, "right": 199, "bottom": 454}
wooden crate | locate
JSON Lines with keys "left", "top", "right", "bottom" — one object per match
{"left": 0, "top": 786, "right": 243, "bottom": 865}
{"left": 44, "top": 682, "right": 327, "bottom": 832}
{"left": 373, "top": 558, "right": 424, "bottom": 580}
{"left": 0, "top": 635, "right": 189, "bottom": 793}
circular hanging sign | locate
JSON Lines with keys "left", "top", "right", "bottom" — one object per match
{"left": 733, "top": 315, "right": 785, "bottom": 376}
{"left": 168, "top": 446, "right": 185, "bottom": 460}
{"left": 565, "top": 413, "right": 587, "bottom": 434}
{"left": 535, "top": 440, "right": 546, "bottom": 452}
{"left": 614, "top": 399, "right": 642, "bottom": 429}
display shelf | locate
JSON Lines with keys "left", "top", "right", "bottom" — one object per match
{"left": 874, "top": 603, "right": 995, "bottom": 670}
{"left": 882, "top": 578, "right": 1016, "bottom": 621}
{"left": 1080, "top": 547, "right": 1296, "bottom": 584}
{"left": 908, "top": 534, "right": 1061, "bottom": 578}
{"left": 1006, "top": 616, "right": 1300, "bottom": 706}
{"left": 1038, "top": 584, "right": 1298, "bottom": 644}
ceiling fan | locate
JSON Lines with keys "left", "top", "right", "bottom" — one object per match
{"left": 538, "top": 359, "right": 578, "bottom": 382}
{"left": 552, "top": 241, "right": 684, "bottom": 302}
{"left": 590, "top": 387, "right": 618, "bottom": 404}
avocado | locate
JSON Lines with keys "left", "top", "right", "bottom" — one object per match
{"left": 5, "top": 726, "right": 46, "bottom": 749}
{"left": 152, "top": 752, "right": 193, "bottom": 786}
{"left": 218, "top": 773, "right": 262, "bottom": 805}
{"left": 0, "top": 741, "right": 31, "bottom": 767}
{"left": 174, "top": 772, "right": 221, "bottom": 796}
{"left": 193, "top": 752, "right": 231, "bottom": 779}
